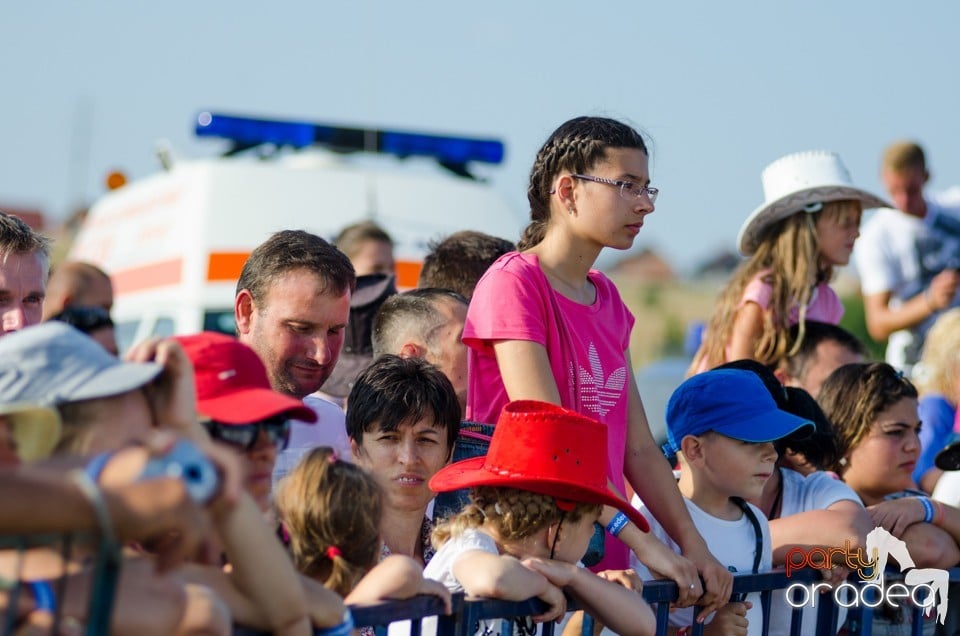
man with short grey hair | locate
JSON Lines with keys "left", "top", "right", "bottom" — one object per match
{"left": 372, "top": 288, "right": 468, "bottom": 412}
{"left": 0, "top": 211, "right": 51, "bottom": 337}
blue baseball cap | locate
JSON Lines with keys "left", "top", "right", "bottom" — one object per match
{"left": 663, "top": 369, "right": 814, "bottom": 455}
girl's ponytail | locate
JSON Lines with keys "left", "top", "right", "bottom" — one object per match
{"left": 273, "top": 447, "right": 383, "bottom": 595}
{"left": 324, "top": 545, "right": 368, "bottom": 598}
{"left": 516, "top": 219, "right": 549, "bottom": 252}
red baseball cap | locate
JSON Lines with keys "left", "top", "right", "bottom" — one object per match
{"left": 430, "top": 400, "right": 649, "bottom": 532}
{"left": 175, "top": 332, "right": 317, "bottom": 425}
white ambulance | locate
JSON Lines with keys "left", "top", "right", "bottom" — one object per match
{"left": 69, "top": 112, "right": 523, "bottom": 350}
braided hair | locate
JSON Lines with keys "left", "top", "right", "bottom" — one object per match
{"left": 432, "top": 486, "right": 600, "bottom": 549}
{"left": 519, "top": 116, "right": 649, "bottom": 251}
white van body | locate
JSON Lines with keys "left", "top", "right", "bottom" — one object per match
{"left": 69, "top": 118, "right": 522, "bottom": 349}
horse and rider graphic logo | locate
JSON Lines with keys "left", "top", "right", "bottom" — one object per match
{"left": 785, "top": 527, "right": 949, "bottom": 624}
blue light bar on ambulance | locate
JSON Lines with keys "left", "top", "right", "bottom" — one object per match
{"left": 195, "top": 112, "right": 505, "bottom": 166}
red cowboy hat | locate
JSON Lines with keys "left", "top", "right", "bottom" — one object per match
{"left": 430, "top": 400, "right": 649, "bottom": 532}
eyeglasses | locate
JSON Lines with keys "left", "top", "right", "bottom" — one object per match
{"left": 571, "top": 174, "right": 658, "bottom": 204}
{"left": 202, "top": 415, "right": 291, "bottom": 452}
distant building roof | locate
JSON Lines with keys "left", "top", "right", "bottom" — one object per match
{"left": 0, "top": 205, "right": 45, "bottom": 230}
{"left": 607, "top": 248, "right": 676, "bottom": 283}
{"left": 693, "top": 250, "right": 742, "bottom": 279}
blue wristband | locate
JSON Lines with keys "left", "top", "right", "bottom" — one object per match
{"left": 29, "top": 580, "right": 55, "bottom": 613}
{"left": 316, "top": 609, "right": 354, "bottom": 636}
{"left": 919, "top": 497, "right": 935, "bottom": 524}
{"left": 84, "top": 451, "right": 114, "bottom": 482}
{"left": 606, "top": 511, "right": 630, "bottom": 537}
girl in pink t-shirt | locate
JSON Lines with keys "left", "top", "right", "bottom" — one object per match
{"left": 690, "top": 151, "right": 889, "bottom": 374}
{"left": 463, "top": 116, "right": 732, "bottom": 618}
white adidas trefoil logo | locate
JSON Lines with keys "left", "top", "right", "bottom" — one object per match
{"left": 574, "top": 342, "right": 627, "bottom": 417}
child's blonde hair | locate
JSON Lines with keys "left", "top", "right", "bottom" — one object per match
{"left": 691, "top": 200, "right": 860, "bottom": 371}
{"left": 274, "top": 447, "right": 382, "bottom": 596}
{"left": 914, "top": 308, "right": 960, "bottom": 400}
{"left": 432, "top": 486, "right": 600, "bottom": 550}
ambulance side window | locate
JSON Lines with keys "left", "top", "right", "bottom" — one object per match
{"left": 203, "top": 310, "right": 236, "bottom": 336}
{"left": 151, "top": 318, "right": 175, "bottom": 339}
{"left": 115, "top": 320, "right": 140, "bottom": 355}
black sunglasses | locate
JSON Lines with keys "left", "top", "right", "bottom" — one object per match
{"left": 49, "top": 306, "right": 114, "bottom": 334}
{"left": 202, "top": 415, "right": 291, "bottom": 452}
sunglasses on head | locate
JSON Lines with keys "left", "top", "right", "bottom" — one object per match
{"left": 50, "top": 306, "right": 113, "bottom": 334}
{"left": 202, "top": 415, "right": 291, "bottom": 452}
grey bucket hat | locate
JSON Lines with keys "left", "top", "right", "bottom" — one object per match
{"left": 0, "top": 322, "right": 162, "bottom": 408}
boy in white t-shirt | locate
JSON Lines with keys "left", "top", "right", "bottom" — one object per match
{"left": 631, "top": 369, "right": 814, "bottom": 636}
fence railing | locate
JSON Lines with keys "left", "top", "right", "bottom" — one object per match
{"left": 3, "top": 543, "right": 952, "bottom": 636}
{"left": 0, "top": 532, "right": 121, "bottom": 636}
{"left": 340, "top": 567, "right": 960, "bottom": 636}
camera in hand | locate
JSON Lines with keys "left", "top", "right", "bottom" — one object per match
{"left": 140, "top": 439, "right": 220, "bottom": 504}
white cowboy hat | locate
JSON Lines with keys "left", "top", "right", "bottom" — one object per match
{"left": 737, "top": 150, "right": 891, "bottom": 256}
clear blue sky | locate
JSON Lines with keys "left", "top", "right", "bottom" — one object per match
{"left": 3, "top": 1, "right": 959, "bottom": 272}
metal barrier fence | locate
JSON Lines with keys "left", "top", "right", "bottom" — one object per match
{"left": 4, "top": 546, "right": 950, "bottom": 636}
{"left": 340, "top": 567, "right": 960, "bottom": 636}
{"left": 0, "top": 532, "right": 121, "bottom": 636}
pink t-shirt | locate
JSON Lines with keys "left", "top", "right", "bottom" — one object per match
{"left": 739, "top": 274, "right": 844, "bottom": 325}
{"left": 695, "top": 273, "right": 845, "bottom": 374}
{"left": 464, "top": 252, "right": 635, "bottom": 568}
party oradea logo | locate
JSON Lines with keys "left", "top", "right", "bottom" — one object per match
{"left": 784, "top": 527, "right": 949, "bottom": 624}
